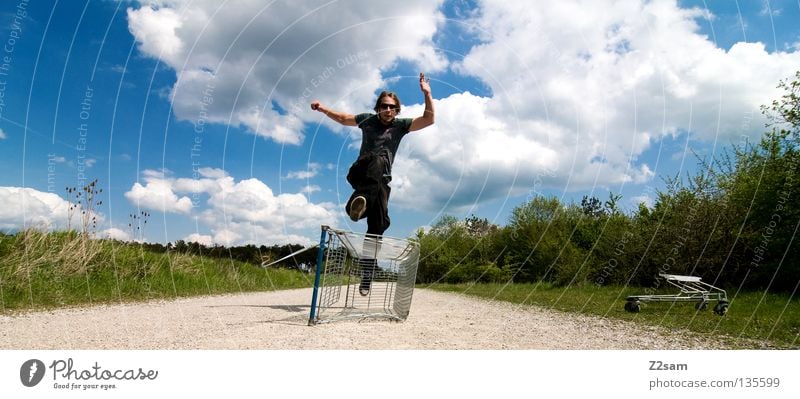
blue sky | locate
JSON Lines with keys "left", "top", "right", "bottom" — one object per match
{"left": 1, "top": 0, "right": 800, "bottom": 247}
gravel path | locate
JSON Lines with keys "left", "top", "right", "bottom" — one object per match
{"left": 0, "top": 288, "right": 727, "bottom": 349}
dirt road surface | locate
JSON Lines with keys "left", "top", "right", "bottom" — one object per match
{"left": 0, "top": 288, "right": 726, "bottom": 349}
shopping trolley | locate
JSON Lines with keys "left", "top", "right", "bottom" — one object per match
{"left": 307, "top": 226, "right": 420, "bottom": 325}
{"left": 261, "top": 226, "right": 420, "bottom": 325}
{"left": 624, "top": 273, "right": 729, "bottom": 315}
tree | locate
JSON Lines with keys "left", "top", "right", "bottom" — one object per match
{"left": 580, "top": 195, "right": 604, "bottom": 218}
{"left": 763, "top": 70, "right": 800, "bottom": 138}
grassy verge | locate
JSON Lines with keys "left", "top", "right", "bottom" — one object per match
{"left": 0, "top": 230, "right": 313, "bottom": 312}
{"left": 426, "top": 282, "right": 800, "bottom": 349}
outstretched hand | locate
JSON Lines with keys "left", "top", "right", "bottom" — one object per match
{"left": 419, "top": 72, "right": 431, "bottom": 95}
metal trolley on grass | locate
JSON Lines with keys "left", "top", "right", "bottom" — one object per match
{"left": 624, "top": 273, "right": 729, "bottom": 316}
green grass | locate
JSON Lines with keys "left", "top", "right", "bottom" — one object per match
{"left": 4, "top": 231, "right": 797, "bottom": 348}
{"left": 0, "top": 230, "right": 314, "bottom": 312}
{"left": 426, "top": 282, "right": 800, "bottom": 349}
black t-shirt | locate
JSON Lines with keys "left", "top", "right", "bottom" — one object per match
{"left": 355, "top": 113, "right": 412, "bottom": 167}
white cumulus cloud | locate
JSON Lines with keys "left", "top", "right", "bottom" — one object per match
{"left": 125, "top": 0, "right": 800, "bottom": 215}
{"left": 285, "top": 162, "right": 324, "bottom": 180}
{"left": 126, "top": 0, "right": 447, "bottom": 145}
{"left": 389, "top": 0, "right": 800, "bottom": 211}
{"left": 124, "top": 170, "right": 194, "bottom": 214}
{"left": 100, "top": 227, "right": 132, "bottom": 241}
{"left": 0, "top": 187, "right": 102, "bottom": 231}
{"left": 125, "top": 168, "right": 337, "bottom": 246}
{"left": 184, "top": 233, "right": 213, "bottom": 246}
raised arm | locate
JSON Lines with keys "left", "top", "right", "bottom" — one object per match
{"left": 310, "top": 100, "right": 357, "bottom": 126}
{"left": 409, "top": 72, "right": 434, "bottom": 132}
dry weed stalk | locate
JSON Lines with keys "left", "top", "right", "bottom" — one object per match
{"left": 9, "top": 229, "right": 104, "bottom": 278}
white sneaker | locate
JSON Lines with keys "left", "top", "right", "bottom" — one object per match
{"left": 359, "top": 277, "right": 371, "bottom": 296}
{"left": 349, "top": 196, "right": 366, "bottom": 221}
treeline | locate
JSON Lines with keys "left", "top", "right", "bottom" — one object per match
{"left": 416, "top": 72, "right": 800, "bottom": 292}
{"left": 130, "top": 240, "right": 317, "bottom": 270}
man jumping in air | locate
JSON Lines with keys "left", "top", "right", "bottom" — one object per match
{"left": 311, "top": 72, "right": 434, "bottom": 295}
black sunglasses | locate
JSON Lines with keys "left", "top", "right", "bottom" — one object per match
{"left": 379, "top": 103, "right": 399, "bottom": 111}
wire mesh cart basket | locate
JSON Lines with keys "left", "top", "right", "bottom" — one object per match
{"left": 307, "top": 225, "right": 420, "bottom": 325}
{"left": 624, "top": 273, "right": 729, "bottom": 315}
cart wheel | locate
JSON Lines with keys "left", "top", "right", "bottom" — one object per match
{"left": 695, "top": 301, "right": 708, "bottom": 311}
{"left": 624, "top": 301, "right": 640, "bottom": 313}
{"left": 713, "top": 302, "right": 729, "bottom": 316}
